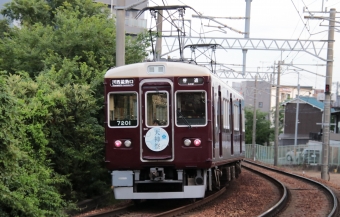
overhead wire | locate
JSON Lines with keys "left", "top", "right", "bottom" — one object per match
{"left": 163, "top": 0, "right": 218, "bottom": 70}
{"left": 280, "top": 0, "right": 331, "bottom": 91}
{"left": 282, "top": 0, "right": 313, "bottom": 63}
{"left": 328, "top": 1, "right": 340, "bottom": 7}
{"left": 148, "top": 0, "right": 213, "bottom": 63}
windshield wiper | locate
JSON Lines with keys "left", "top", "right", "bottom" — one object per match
{"left": 177, "top": 108, "right": 191, "bottom": 128}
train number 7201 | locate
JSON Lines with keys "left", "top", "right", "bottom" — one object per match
{"left": 117, "top": 121, "right": 131, "bottom": 126}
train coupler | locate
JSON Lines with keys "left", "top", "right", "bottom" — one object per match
{"left": 149, "top": 167, "right": 165, "bottom": 181}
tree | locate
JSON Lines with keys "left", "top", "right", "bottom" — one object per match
{"left": 245, "top": 107, "right": 274, "bottom": 145}
{"left": 0, "top": 73, "right": 68, "bottom": 216}
{"left": 0, "top": 0, "right": 150, "bottom": 77}
{"left": 0, "top": 0, "right": 150, "bottom": 214}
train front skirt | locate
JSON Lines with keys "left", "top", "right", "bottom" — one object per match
{"left": 111, "top": 170, "right": 207, "bottom": 199}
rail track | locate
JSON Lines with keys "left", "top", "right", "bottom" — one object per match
{"left": 242, "top": 163, "right": 288, "bottom": 216}
{"left": 84, "top": 162, "right": 285, "bottom": 216}
{"left": 78, "top": 160, "right": 339, "bottom": 217}
{"left": 243, "top": 160, "right": 339, "bottom": 217}
{"left": 82, "top": 187, "right": 225, "bottom": 217}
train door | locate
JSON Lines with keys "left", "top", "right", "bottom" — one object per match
{"left": 140, "top": 79, "right": 174, "bottom": 161}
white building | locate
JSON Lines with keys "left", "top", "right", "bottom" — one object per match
{"left": 95, "top": 0, "right": 148, "bottom": 35}
{"left": 270, "top": 85, "right": 316, "bottom": 111}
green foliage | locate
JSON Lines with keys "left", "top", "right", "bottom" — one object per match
{"left": 126, "top": 32, "right": 151, "bottom": 64}
{"left": 271, "top": 105, "right": 284, "bottom": 137}
{"left": 1, "top": 0, "right": 107, "bottom": 26}
{"left": 245, "top": 107, "right": 274, "bottom": 145}
{"left": 0, "top": 73, "right": 68, "bottom": 216}
{"left": 0, "top": 0, "right": 150, "bottom": 215}
{"left": 38, "top": 71, "right": 107, "bottom": 200}
{"left": 1, "top": 0, "right": 51, "bottom": 26}
{"left": 0, "top": 20, "right": 10, "bottom": 39}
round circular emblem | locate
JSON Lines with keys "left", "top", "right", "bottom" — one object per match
{"left": 145, "top": 127, "right": 169, "bottom": 152}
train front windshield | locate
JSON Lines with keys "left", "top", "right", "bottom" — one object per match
{"left": 176, "top": 91, "right": 206, "bottom": 126}
{"left": 108, "top": 92, "right": 138, "bottom": 127}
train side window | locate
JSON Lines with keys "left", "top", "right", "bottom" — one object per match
{"left": 176, "top": 91, "right": 207, "bottom": 126}
{"left": 108, "top": 92, "right": 138, "bottom": 127}
{"left": 224, "top": 99, "right": 230, "bottom": 129}
{"left": 242, "top": 108, "right": 245, "bottom": 132}
{"left": 233, "top": 104, "right": 239, "bottom": 130}
{"left": 146, "top": 91, "right": 168, "bottom": 127}
{"left": 215, "top": 92, "right": 218, "bottom": 128}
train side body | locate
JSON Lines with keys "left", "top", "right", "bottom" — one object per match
{"left": 104, "top": 62, "right": 244, "bottom": 199}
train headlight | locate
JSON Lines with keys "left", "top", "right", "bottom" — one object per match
{"left": 114, "top": 140, "right": 122, "bottom": 148}
{"left": 194, "top": 139, "right": 201, "bottom": 147}
{"left": 184, "top": 139, "right": 191, "bottom": 146}
{"left": 124, "top": 140, "right": 132, "bottom": 147}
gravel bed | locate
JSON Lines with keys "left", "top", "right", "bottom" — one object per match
{"left": 181, "top": 169, "right": 280, "bottom": 216}
{"left": 74, "top": 161, "right": 340, "bottom": 217}
{"left": 244, "top": 161, "right": 334, "bottom": 217}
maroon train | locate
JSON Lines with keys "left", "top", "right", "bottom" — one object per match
{"left": 104, "top": 61, "right": 245, "bottom": 200}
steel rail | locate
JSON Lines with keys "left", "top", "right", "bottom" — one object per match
{"left": 83, "top": 203, "right": 134, "bottom": 217}
{"left": 244, "top": 159, "right": 338, "bottom": 217}
{"left": 151, "top": 187, "right": 226, "bottom": 217}
{"left": 242, "top": 164, "right": 288, "bottom": 217}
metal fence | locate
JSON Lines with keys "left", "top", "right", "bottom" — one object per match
{"left": 245, "top": 143, "right": 340, "bottom": 167}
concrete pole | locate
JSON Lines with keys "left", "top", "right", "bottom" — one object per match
{"left": 110, "top": 0, "right": 113, "bottom": 18}
{"left": 242, "top": 0, "right": 252, "bottom": 75}
{"left": 337, "top": 81, "right": 339, "bottom": 107}
{"left": 293, "top": 72, "right": 300, "bottom": 164}
{"left": 116, "top": 0, "right": 125, "bottom": 67}
{"left": 268, "top": 73, "right": 272, "bottom": 121}
{"left": 252, "top": 75, "right": 257, "bottom": 161}
{"left": 155, "top": 10, "right": 163, "bottom": 61}
{"left": 321, "top": 8, "right": 335, "bottom": 181}
{"left": 274, "top": 61, "right": 281, "bottom": 166}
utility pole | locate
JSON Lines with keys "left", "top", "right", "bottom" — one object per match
{"left": 252, "top": 75, "right": 257, "bottom": 161}
{"left": 336, "top": 81, "right": 339, "bottom": 107}
{"left": 293, "top": 71, "right": 300, "bottom": 164}
{"left": 321, "top": 8, "right": 335, "bottom": 181}
{"left": 242, "top": 0, "right": 252, "bottom": 75}
{"left": 155, "top": 10, "right": 163, "bottom": 61}
{"left": 268, "top": 73, "right": 272, "bottom": 121}
{"left": 116, "top": 0, "right": 125, "bottom": 67}
{"left": 274, "top": 61, "right": 282, "bottom": 166}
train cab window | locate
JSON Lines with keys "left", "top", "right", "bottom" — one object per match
{"left": 108, "top": 92, "right": 138, "bottom": 127}
{"left": 176, "top": 91, "right": 206, "bottom": 126}
{"left": 146, "top": 91, "right": 168, "bottom": 127}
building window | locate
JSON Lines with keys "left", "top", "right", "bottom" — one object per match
{"left": 258, "top": 102, "right": 263, "bottom": 108}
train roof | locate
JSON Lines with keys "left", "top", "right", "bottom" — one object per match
{"left": 105, "top": 62, "right": 211, "bottom": 78}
